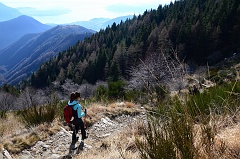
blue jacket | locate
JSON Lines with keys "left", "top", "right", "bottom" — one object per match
{"left": 68, "top": 100, "right": 85, "bottom": 118}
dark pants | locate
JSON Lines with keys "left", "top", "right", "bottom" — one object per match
{"left": 72, "top": 118, "right": 86, "bottom": 141}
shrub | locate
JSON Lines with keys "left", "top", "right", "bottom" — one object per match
{"left": 0, "top": 111, "right": 7, "bottom": 119}
{"left": 95, "top": 84, "right": 108, "bottom": 101}
{"left": 136, "top": 101, "right": 196, "bottom": 159}
{"left": 209, "top": 68, "right": 219, "bottom": 79}
{"left": 135, "top": 87, "right": 239, "bottom": 159}
{"left": 187, "top": 81, "right": 240, "bottom": 117}
{"left": 108, "top": 80, "right": 125, "bottom": 99}
{"left": 136, "top": 117, "right": 177, "bottom": 159}
{"left": 125, "top": 90, "right": 142, "bottom": 102}
{"left": 17, "top": 103, "right": 57, "bottom": 127}
{"left": 56, "top": 101, "right": 68, "bottom": 121}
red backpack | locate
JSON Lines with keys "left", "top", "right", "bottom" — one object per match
{"left": 64, "top": 105, "right": 73, "bottom": 124}
{"left": 64, "top": 104, "right": 78, "bottom": 124}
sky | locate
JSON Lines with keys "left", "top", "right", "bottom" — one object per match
{"left": 1, "top": 0, "right": 172, "bottom": 24}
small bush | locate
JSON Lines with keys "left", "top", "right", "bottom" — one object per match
{"left": 108, "top": 80, "right": 125, "bottom": 99}
{"left": 209, "top": 68, "right": 219, "bottom": 79}
{"left": 136, "top": 103, "right": 195, "bottom": 159}
{"left": 136, "top": 94, "right": 232, "bottom": 159}
{"left": 0, "top": 111, "right": 7, "bottom": 119}
{"left": 154, "top": 85, "right": 168, "bottom": 103}
{"left": 95, "top": 84, "right": 108, "bottom": 101}
{"left": 17, "top": 103, "right": 57, "bottom": 127}
{"left": 136, "top": 117, "right": 177, "bottom": 159}
{"left": 56, "top": 101, "right": 68, "bottom": 121}
{"left": 187, "top": 81, "right": 240, "bottom": 117}
{"left": 125, "top": 90, "right": 143, "bottom": 102}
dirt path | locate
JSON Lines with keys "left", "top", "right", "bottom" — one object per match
{"left": 11, "top": 113, "right": 145, "bottom": 159}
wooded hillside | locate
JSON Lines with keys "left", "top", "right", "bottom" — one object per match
{"left": 28, "top": 0, "right": 240, "bottom": 88}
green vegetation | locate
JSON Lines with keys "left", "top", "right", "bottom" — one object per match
{"left": 108, "top": 80, "right": 125, "bottom": 99}
{"left": 17, "top": 97, "right": 59, "bottom": 127}
{"left": 136, "top": 81, "right": 240, "bottom": 159}
{"left": 95, "top": 85, "right": 108, "bottom": 100}
{"left": 1, "top": 0, "right": 240, "bottom": 157}
{"left": 0, "top": 84, "right": 20, "bottom": 96}
{"left": 187, "top": 81, "right": 240, "bottom": 117}
{"left": 27, "top": 0, "right": 240, "bottom": 89}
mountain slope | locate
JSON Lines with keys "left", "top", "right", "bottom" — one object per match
{"left": 0, "top": 2, "right": 22, "bottom": 22}
{"left": 0, "top": 15, "right": 51, "bottom": 50}
{"left": 0, "top": 25, "right": 95, "bottom": 85}
{"left": 24, "top": 0, "right": 240, "bottom": 88}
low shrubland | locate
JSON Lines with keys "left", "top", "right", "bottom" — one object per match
{"left": 1, "top": 76, "right": 240, "bottom": 158}
{"left": 135, "top": 81, "right": 240, "bottom": 159}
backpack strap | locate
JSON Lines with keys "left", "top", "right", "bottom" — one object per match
{"left": 71, "top": 103, "right": 78, "bottom": 118}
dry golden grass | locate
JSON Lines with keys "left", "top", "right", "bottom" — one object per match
{"left": 84, "top": 102, "right": 142, "bottom": 127}
{"left": 1, "top": 113, "right": 61, "bottom": 154}
{"left": 0, "top": 113, "right": 25, "bottom": 137}
{"left": 36, "top": 122, "right": 61, "bottom": 138}
{"left": 218, "top": 124, "right": 240, "bottom": 147}
{"left": 215, "top": 124, "right": 240, "bottom": 158}
{"left": 4, "top": 132, "right": 40, "bottom": 153}
{"left": 0, "top": 112, "right": 25, "bottom": 151}
{"left": 125, "top": 102, "right": 135, "bottom": 108}
{"left": 192, "top": 114, "right": 240, "bottom": 159}
{"left": 2, "top": 122, "right": 61, "bottom": 154}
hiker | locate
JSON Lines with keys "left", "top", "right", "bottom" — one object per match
{"left": 68, "top": 92, "right": 87, "bottom": 143}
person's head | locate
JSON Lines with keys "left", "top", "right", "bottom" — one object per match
{"left": 75, "top": 92, "right": 81, "bottom": 101}
{"left": 70, "top": 92, "right": 76, "bottom": 102}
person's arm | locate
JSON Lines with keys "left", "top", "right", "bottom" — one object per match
{"left": 77, "top": 104, "right": 85, "bottom": 118}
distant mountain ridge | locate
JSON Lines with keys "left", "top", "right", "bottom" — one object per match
{"left": 0, "top": 2, "right": 22, "bottom": 22}
{"left": 71, "top": 15, "right": 133, "bottom": 31}
{"left": 0, "top": 15, "right": 51, "bottom": 50}
{"left": 70, "top": 18, "right": 110, "bottom": 31}
{"left": 102, "top": 15, "right": 134, "bottom": 29}
{"left": 0, "top": 25, "right": 95, "bottom": 85}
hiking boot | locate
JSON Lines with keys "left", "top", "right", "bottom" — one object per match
{"left": 70, "top": 144, "right": 76, "bottom": 151}
{"left": 79, "top": 141, "right": 84, "bottom": 150}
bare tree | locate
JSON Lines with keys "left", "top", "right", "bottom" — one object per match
{"left": 127, "top": 48, "right": 188, "bottom": 103}
{"left": 164, "top": 49, "right": 188, "bottom": 92}
{"left": 0, "top": 91, "right": 15, "bottom": 118}
{"left": 79, "top": 83, "right": 94, "bottom": 99}
{"left": 17, "top": 87, "right": 44, "bottom": 109}
{"left": 79, "top": 81, "right": 108, "bottom": 99}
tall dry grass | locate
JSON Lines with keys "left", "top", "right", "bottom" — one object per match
{"left": 0, "top": 113, "right": 24, "bottom": 138}
{"left": 135, "top": 80, "right": 240, "bottom": 159}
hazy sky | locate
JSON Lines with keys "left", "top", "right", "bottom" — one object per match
{"left": 1, "top": 0, "right": 172, "bottom": 24}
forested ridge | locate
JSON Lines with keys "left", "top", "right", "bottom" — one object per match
{"left": 28, "top": 0, "right": 240, "bottom": 88}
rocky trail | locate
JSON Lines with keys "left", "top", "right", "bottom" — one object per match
{"left": 4, "top": 113, "right": 145, "bottom": 159}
